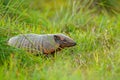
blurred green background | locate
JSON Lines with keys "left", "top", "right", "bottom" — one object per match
{"left": 0, "top": 0, "right": 120, "bottom": 80}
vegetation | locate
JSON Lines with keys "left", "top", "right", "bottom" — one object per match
{"left": 0, "top": 0, "right": 120, "bottom": 80}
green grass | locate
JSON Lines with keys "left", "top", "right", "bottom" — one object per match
{"left": 0, "top": 0, "right": 120, "bottom": 80}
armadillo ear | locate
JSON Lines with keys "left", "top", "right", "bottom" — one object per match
{"left": 54, "top": 35, "right": 61, "bottom": 42}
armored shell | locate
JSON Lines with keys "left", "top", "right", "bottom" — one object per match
{"left": 8, "top": 34, "right": 76, "bottom": 55}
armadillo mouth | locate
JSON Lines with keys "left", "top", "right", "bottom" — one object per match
{"left": 59, "top": 42, "right": 76, "bottom": 48}
{"left": 72, "top": 42, "right": 76, "bottom": 46}
{"left": 68, "top": 42, "right": 76, "bottom": 47}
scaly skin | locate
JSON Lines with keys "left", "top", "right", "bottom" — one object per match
{"left": 8, "top": 33, "right": 76, "bottom": 55}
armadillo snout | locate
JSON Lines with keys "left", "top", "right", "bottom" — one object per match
{"left": 68, "top": 41, "right": 76, "bottom": 47}
{"left": 71, "top": 42, "right": 76, "bottom": 46}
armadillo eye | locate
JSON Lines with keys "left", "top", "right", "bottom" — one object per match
{"left": 63, "top": 39, "right": 67, "bottom": 42}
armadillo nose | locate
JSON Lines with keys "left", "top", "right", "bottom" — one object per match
{"left": 73, "top": 42, "right": 76, "bottom": 46}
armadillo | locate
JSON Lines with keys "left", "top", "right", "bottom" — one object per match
{"left": 8, "top": 34, "right": 76, "bottom": 55}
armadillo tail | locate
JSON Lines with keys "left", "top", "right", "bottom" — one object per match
{"left": 8, "top": 37, "right": 18, "bottom": 46}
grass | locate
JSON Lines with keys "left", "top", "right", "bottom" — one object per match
{"left": 0, "top": 0, "right": 120, "bottom": 80}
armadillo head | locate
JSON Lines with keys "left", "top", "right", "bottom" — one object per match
{"left": 54, "top": 34, "right": 76, "bottom": 48}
